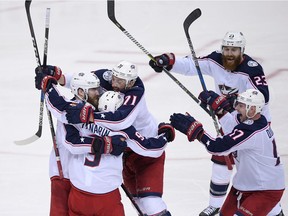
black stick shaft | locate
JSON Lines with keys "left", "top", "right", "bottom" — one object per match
{"left": 42, "top": 7, "right": 64, "bottom": 178}
{"left": 183, "top": 9, "right": 232, "bottom": 170}
{"left": 121, "top": 184, "right": 144, "bottom": 216}
{"left": 24, "top": 0, "right": 64, "bottom": 177}
{"left": 22, "top": 0, "right": 44, "bottom": 142}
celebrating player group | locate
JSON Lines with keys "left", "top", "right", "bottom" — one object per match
{"left": 27, "top": 1, "right": 285, "bottom": 215}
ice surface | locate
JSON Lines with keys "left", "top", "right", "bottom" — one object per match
{"left": 0, "top": 1, "right": 287, "bottom": 215}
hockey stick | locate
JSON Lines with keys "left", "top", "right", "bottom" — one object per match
{"left": 42, "top": 7, "right": 64, "bottom": 178}
{"left": 183, "top": 9, "right": 232, "bottom": 170}
{"left": 121, "top": 184, "right": 144, "bottom": 216}
{"left": 107, "top": 0, "right": 210, "bottom": 116}
{"left": 20, "top": 1, "right": 64, "bottom": 178}
{"left": 14, "top": 0, "right": 44, "bottom": 145}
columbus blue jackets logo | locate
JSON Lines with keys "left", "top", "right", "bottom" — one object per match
{"left": 218, "top": 84, "right": 239, "bottom": 95}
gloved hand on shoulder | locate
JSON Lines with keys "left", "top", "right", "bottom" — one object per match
{"left": 66, "top": 102, "right": 94, "bottom": 124}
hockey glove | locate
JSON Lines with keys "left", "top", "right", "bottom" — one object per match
{"left": 226, "top": 93, "right": 237, "bottom": 111}
{"left": 158, "top": 123, "right": 175, "bottom": 142}
{"left": 92, "top": 135, "right": 127, "bottom": 157}
{"left": 35, "top": 73, "right": 57, "bottom": 92}
{"left": 149, "top": 53, "right": 175, "bottom": 72}
{"left": 170, "top": 113, "right": 203, "bottom": 142}
{"left": 35, "top": 65, "right": 62, "bottom": 80}
{"left": 198, "top": 90, "right": 232, "bottom": 117}
{"left": 66, "top": 102, "right": 94, "bottom": 124}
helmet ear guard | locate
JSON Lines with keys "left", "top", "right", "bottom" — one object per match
{"left": 221, "top": 31, "right": 246, "bottom": 53}
{"left": 98, "top": 91, "right": 124, "bottom": 112}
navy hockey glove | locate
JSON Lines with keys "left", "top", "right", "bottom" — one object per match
{"left": 170, "top": 113, "right": 203, "bottom": 142}
{"left": 198, "top": 90, "right": 232, "bottom": 117}
{"left": 35, "top": 73, "right": 57, "bottom": 92}
{"left": 149, "top": 53, "right": 175, "bottom": 72}
{"left": 92, "top": 135, "right": 127, "bottom": 157}
{"left": 225, "top": 93, "right": 237, "bottom": 111}
{"left": 35, "top": 65, "right": 62, "bottom": 80}
{"left": 158, "top": 123, "right": 175, "bottom": 142}
{"left": 66, "top": 102, "right": 94, "bottom": 124}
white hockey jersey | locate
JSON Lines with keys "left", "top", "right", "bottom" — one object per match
{"left": 172, "top": 51, "right": 271, "bottom": 121}
{"left": 45, "top": 84, "right": 167, "bottom": 193}
{"left": 200, "top": 112, "right": 285, "bottom": 191}
{"left": 65, "top": 69, "right": 159, "bottom": 138}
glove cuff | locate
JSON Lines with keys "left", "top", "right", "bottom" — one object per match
{"left": 79, "top": 104, "right": 94, "bottom": 123}
{"left": 187, "top": 120, "right": 203, "bottom": 142}
{"left": 103, "top": 136, "right": 113, "bottom": 154}
{"left": 158, "top": 123, "right": 175, "bottom": 142}
{"left": 211, "top": 95, "right": 226, "bottom": 111}
{"left": 165, "top": 53, "right": 175, "bottom": 65}
{"left": 53, "top": 66, "right": 62, "bottom": 80}
{"left": 41, "top": 75, "right": 57, "bottom": 92}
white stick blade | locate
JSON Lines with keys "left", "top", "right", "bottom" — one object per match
{"left": 14, "top": 135, "right": 40, "bottom": 145}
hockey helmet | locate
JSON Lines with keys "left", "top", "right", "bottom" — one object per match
{"left": 98, "top": 91, "right": 124, "bottom": 112}
{"left": 221, "top": 31, "right": 246, "bottom": 53}
{"left": 70, "top": 72, "right": 101, "bottom": 100}
{"left": 112, "top": 60, "right": 138, "bottom": 82}
{"left": 236, "top": 89, "right": 265, "bottom": 117}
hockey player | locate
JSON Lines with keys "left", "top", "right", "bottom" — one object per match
{"left": 170, "top": 89, "right": 285, "bottom": 216}
{"left": 62, "top": 90, "right": 174, "bottom": 216}
{"left": 65, "top": 61, "right": 173, "bottom": 216}
{"left": 35, "top": 69, "right": 127, "bottom": 215}
{"left": 149, "top": 31, "right": 283, "bottom": 215}
{"left": 36, "top": 64, "right": 174, "bottom": 215}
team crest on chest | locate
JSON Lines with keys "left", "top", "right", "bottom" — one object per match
{"left": 218, "top": 84, "right": 239, "bottom": 95}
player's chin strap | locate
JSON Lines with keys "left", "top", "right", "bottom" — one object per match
{"left": 84, "top": 92, "right": 90, "bottom": 103}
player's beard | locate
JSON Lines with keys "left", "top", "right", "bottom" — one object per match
{"left": 87, "top": 96, "right": 99, "bottom": 109}
{"left": 112, "top": 87, "right": 120, "bottom": 92}
{"left": 222, "top": 54, "right": 241, "bottom": 71}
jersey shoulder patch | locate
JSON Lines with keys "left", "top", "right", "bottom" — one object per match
{"left": 247, "top": 60, "right": 259, "bottom": 67}
{"left": 102, "top": 70, "right": 112, "bottom": 82}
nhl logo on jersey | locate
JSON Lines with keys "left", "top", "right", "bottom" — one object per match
{"left": 247, "top": 60, "right": 258, "bottom": 67}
